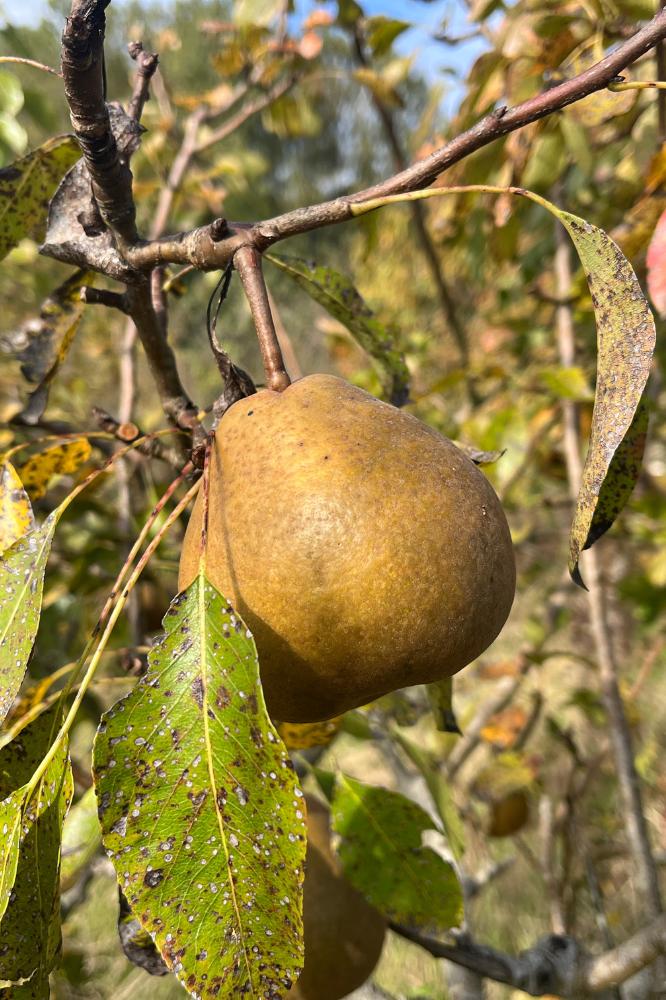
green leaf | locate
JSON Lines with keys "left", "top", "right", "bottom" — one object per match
{"left": 0, "top": 135, "right": 81, "bottom": 261}
{"left": 538, "top": 365, "right": 593, "bottom": 401}
{"left": 331, "top": 775, "right": 463, "bottom": 932}
{"left": 365, "top": 16, "right": 410, "bottom": 58}
{"left": 233, "top": 0, "right": 285, "bottom": 26}
{"left": 0, "top": 70, "right": 24, "bottom": 118}
{"left": 261, "top": 92, "right": 321, "bottom": 138}
{"left": 0, "top": 462, "right": 34, "bottom": 553}
{"left": 552, "top": 211, "right": 656, "bottom": 584}
{"left": 392, "top": 729, "right": 466, "bottom": 862}
{"left": 60, "top": 787, "right": 102, "bottom": 891}
{"left": 266, "top": 253, "right": 409, "bottom": 405}
{"left": 0, "top": 707, "right": 73, "bottom": 995}
{"left": 11, "top": 270, "right": 92, "bottom": 423}
{"left": 0, "top": 788, "right": 24, "bottom": 923}
{"left": 0, "top": 512, "right": 58, "bottom": 724}
{"left": 93, "top": 574, "right": 306, "bottom": 999}
{"left": 337, "top": 0, "right": 364, "bottom": 26}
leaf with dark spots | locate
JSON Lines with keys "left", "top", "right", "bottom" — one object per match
{"left": 266, "top": 253, "right": 409, "bottom": 406}
{"left": 0, "top": 135, "right": 80, "bottom": 261}
{"left": 332, "top": 775, "right": 463, "bottom": 933}
{"left": 551, "top": 210, "right": 656, "bottom": 585}
{"left": 92, "top": 573, "right": 306, "bottom": 999}
{"left": 0, "top": 708, "right": 73, "bottom": 993}
{"left": 3, "top": 270, "right": 93, "bottom": 424}
{"left": 0, "top": 462, "right": 34, "bottom": 554}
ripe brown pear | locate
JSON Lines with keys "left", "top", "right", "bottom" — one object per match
{"left": 287, "top": 795, "right": 386, "bottom": 1000}
{"left": 179, "top": 374, "right": 515, "bottom": 722}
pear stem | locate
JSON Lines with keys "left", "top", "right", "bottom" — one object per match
{"left": 235, "top": 245, "right": 291, "bottom": 391}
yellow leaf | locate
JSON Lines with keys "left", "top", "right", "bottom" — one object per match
{"left": 18, "top": 439, "right": 92, "bottom": 501}
{"left": 276, "top": 717, "right": 343, "bottom": 750}
{"left": 0, "top": 463, "right": 34, "bottom": 552}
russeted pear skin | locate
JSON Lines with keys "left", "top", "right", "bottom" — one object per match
{"left": 179, "top": 374, "right": 515, "bottom": 722}
{"left": 287, "top": 795, "right": 386, "bottom": 1000}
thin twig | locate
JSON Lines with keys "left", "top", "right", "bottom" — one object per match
{"left": 234, "top": 245, "right": 290, "bottom": 392}
{"left": 0, "top": 56, "right": 61, "bottom": 77}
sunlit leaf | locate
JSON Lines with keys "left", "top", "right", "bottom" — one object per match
{"left": 0, "top": 707, "right": 73, "bottom": 994}
{"left": 0, "top": 512, "right": 58, "bottom": 724}
{"left": 0, "top": 462, "right": 34, "bottom": 553}
{"left": 277, "top": 716, "right": 343, "bottom": 750}
{"left": 9, "top": 269, "right": 92, "bottom": 423}
{"left": 332, "top": 775, "right": 463, "bottom": 932}
{"left": 18, "top": 438, "right": 92, "bottom": 501}
{"left": 261, "top": 92, "right": 321, "bottom": 138}
{"left": 266, "top": 253, "right": 409, "bottom": 405}
{"left": 0, "top": 135, "right": 80, "bottom": 260}
{"left": 93, "top": 575, "right": 306, "bottom": 999}
{"left": 233, "top": 0, "right": 284, "bottom": 26}
{"left": 365, "top": 16, "right": 410, "bottom": 57}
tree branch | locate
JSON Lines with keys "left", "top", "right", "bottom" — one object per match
{"left": 391, "top": 918, "right": 666, "bottom": 996}
{"left": 234, "top": 245, "right": 290, "bottom": 391}
{"left": 61, "top": 0, "right": 138, "bottom": 242}
{"left": 112, "top": 8, "right": 666, "bottom": 273}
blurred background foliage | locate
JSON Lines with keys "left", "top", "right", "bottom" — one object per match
{"left": 1, "top": 0, "right": 665, "bottom": 996}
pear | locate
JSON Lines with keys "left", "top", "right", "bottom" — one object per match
{"left": 287, "top": 795, "right": 385, "bottom": 1000}
{"left": 179, "top": 374, "right": 515, "bottom": 722}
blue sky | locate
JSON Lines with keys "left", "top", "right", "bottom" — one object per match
{"left": 1, "top": 0, "right": 485, "bottom": 113}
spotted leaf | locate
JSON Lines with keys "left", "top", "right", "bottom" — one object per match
{"left": 553, "top": 211, "right": 656, "bottom": 585}
{"left": 331, "top": 775, "right": 464, "bottom": 933}
{"left": 0, "top": 512, "right": 57, "bottom": 725}
{"left": 0, "top": 707, "right": 73, "bottom": 994}
{"left": 0, "top": 135, "right": 80, "bottom": 260}
{"left": 0, "top": 462, "right": 34, "bottom": 553}
{"left": 93, "top": 574, "right": 306, "bottom": 1000}
{"left": 9, "top": 269, "right": 92, "bottom": 423}
{"left": 18, "top": 438, "right": 91, "bottom": 501}
{"left": 266, "top": 253, "right": 409, "bottom": 406}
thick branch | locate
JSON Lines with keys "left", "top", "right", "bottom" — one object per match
{"left": 392, "top": 919, "right": 666, "bottom": 996}
{"left": 61, "top": 0, "right": 138, "bottom": 242}
{"left": 117, "top": 9, "right": 666, "bottom": 272}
